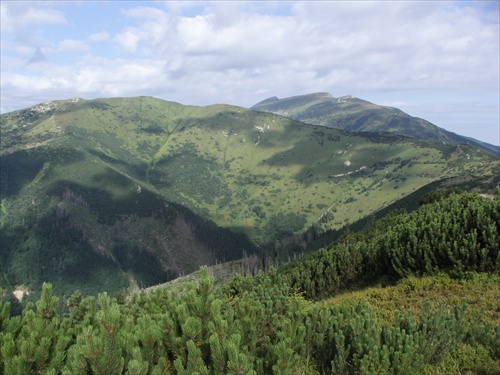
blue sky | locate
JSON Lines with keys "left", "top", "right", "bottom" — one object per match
{"left": 1, "top": 1, "right": 499, "bottom": 145}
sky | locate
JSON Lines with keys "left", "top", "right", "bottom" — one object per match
{"left": 1, "top": 1, "right": 499, "bottom": 145}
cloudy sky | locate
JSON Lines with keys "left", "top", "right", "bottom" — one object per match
{"left": 1, "top": 1, "right": 499, "bottom": 145}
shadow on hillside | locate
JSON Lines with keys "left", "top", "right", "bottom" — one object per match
{"left": 3, "top": 169, "right": 261, "bottom": 296}
{"left": 0, "top": 208, "right": 129, "bottom": 297}
{"left": 0, "top": 148, "right": 90, "bottom": 198}
{"left": 47, "top": 179, "right": 172, "bottom": 225}
{"left": 86, "top": 145, "right": 151, "bottom": 181}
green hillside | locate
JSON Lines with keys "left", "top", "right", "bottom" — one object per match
{"left": 1, "top": 96, "right": 498, "bottom": 297}
{"left": 251, "top": 92, "right": 499, "bottom": 154}
{"left": 0, "top": 192, "right": 498, "bottom": 374}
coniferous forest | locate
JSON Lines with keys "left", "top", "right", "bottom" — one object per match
{"left": 0, "top": 191, "right": 499, "bottom": 374}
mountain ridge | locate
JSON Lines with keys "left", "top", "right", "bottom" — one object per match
{"left": 251, "top": 92, "right": 499, "bottom": 154}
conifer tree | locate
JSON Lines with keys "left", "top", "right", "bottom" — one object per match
{"left": 125, "top": 347, "right": 149, "bottom": 375}
{"left": 173, "top": 340, "right": 209, "bottom": 375}
{"left": 2, "top": 283, "right": 70, "bottom": 374}
{"left": 69, "top": 292, "right": 125, "bottom": 375}
{"left": 129, "top": 314, "right": 163, "bottom": 371}
{"left": 224, "top": 334, "right": 255, "bottom": 375}
{"left": 0, "top": 300, "right": 11, "bottom": 375}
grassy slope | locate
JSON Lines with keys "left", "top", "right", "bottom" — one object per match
{"left": 1, "top": 96, "right": 498, "bottom": 296}
{"left": 33, "top": 97, "right": 498, "bottom": 238}
{"left": 251, "top": 93, "right": 499, "bottom": 154}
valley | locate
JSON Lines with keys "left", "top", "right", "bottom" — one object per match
{"left": 0, "top": 95, "right": 498, "bottom": 298}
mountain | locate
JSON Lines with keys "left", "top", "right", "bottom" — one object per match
{"left": 251, "top": 92, "right": 499, "bottom": 154}
{"left": 1, "top": 96, "right": 498, "bottom": 296}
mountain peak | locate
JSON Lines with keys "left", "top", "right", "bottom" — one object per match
{"left": 251, "top": 93, "right": 497, "bottom": 154}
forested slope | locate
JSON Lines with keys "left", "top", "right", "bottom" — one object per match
{"left": 0, "top": 191, "right": 498, "bottom": 374}
{"left": 278, "top": 190, "right": 499, "bottom": 299}
{"left": 2, "top": 96, "right": 498, "bottom": 297}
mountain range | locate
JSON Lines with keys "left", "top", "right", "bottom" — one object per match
{"left": 251, "top": 92, "right": 499, "bottom": 154}
{"left": 1, "top": 95, "right": 498, "bottom": 297}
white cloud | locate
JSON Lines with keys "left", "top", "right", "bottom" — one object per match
{"left": 0, "top": 2, "right": 67, "bottom": 32}
{"left": 1, "top": 56, "right": 166, "bottom": 105}
{"left": 114, "top": 29, "right": 144, "bottom": 53}
{"left": 57, "top": 39, "right": 90, "bottom": 53}
{"left": 72, "top": 59, "right": 166, "bottom": 96}
{"left": 89, "top": 31, "right": 110, "bottom": 43}
{"left": 122, "top": 6, "right": 169, "bottom": 20}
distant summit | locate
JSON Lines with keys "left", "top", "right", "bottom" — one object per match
{"left": 251, "top": 93, "right": 498, "bottom": 155}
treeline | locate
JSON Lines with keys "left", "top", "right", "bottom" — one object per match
{"left": 0, "top": 191, "right": 498, "bottom": 374}
{"left": 279, "top": 191, "right": 499, "bottom": 299}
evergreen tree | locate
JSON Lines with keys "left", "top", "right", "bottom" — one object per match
{"left": 67, "top": 293, "right": 125, "bottom": 375}
{"left": 2, "top": 283, "right": 70, "bottom": 374}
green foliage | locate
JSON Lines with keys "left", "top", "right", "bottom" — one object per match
{"left": 1, "top": 262, "right": 498, "bottom": 374}
{"left": 279, "top": 192, "right": 499, "bottom": 300}
{"left": 266, "top": 212, "right": 307, "bottom": 241}
{"left": 419, "top": 187, "right": 464, "bottom": 205}
{"left": 379, "top": 192, "right": 499, "bottom": 278}
{"left": 1, "top": 284, "right": 71, "bottom": 374}
{"left": 69, "top": 293, "right": 127, "bottom": 374}
{"left": 424, "top": 342, "right": 500, "bottom": 375}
